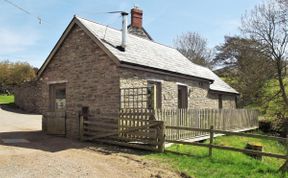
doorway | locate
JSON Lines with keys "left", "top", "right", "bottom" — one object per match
{"left": 46, "top": 83, "right": 66, "bottom": 135}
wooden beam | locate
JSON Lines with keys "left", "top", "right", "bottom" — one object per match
{"left": 165, "top": 125, "right": 286, "bottom": 142}
{"left": 88, "top": 122, "right": 159, "bottom": 141}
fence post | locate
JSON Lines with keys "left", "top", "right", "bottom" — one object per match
{"left": 286, "top": 137, "right": 288, "bottom": 163}
{"left": 158, "top": 121, "right": 165, "bottom": 153}
{"left": 279, "top": 138, "right": 288, "bottom": 172}
{"left": 209, "top": 125, "right": 214, "bottom": 157}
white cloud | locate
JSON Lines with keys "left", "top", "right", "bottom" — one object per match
{"left": 0, "top": 27, "right": 39, "bottom": 54}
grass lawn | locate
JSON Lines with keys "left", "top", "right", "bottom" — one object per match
{"left": 0, "top": 95, "right": 14, "bottom": 104}
{"left": 147, "top": 135, "right": 287, "bottom": 178}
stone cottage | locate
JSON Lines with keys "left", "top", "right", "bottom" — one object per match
{"left": 15, "top": 7, "right": 238, "bottom": 138}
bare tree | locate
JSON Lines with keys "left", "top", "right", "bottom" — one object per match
{"left": 278, "top": 0, "right": 288, "bottom": 8}
{"left": 241, "top": 0, "right": 288, "bottom": 109}
{"left": 174, "top": 32, "right": 213, "bottom": 68}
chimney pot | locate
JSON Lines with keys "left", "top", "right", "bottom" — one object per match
{"left": 131, "top": 7, "right": 143, "bottom": 29}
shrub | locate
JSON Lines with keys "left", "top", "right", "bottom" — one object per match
{"left": 272, "top": 113, "right": 288, "bottom": 138}
{"left": 259, "top": 118, "right": 273, "bottom": 133}
{"left": 259, "top": 113, "right": 288, "bottom": 137}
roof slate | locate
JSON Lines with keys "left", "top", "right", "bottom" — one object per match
{"left": 77, "top": 17, "right": 238, "bottom": 94}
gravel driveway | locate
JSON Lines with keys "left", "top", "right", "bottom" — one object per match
{"left": 0, "top": 106, "right": 179, "bottom": 178}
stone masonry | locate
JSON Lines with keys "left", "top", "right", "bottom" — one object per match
{"left": 120, "top": 68, "right": 236, "bottom": 109}
{"left": 14, "top": 80, "right": 42, "bottom": 113}
{"left": 39, "top": 24, "right": 120, "bottom": 138}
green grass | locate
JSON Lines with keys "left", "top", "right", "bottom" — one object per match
{"left": 147, "top": 135, "right": 288, "bottom": 178}
{"left": 0, "top": 95, "right": 14, "bottom": 104}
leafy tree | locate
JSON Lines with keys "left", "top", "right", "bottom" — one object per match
{"left": 241, "top": 0, "right": 288, "bottom": 111}
{"left": 0, "top": 60, "right": 10, "bottom": 87}
{"left": 174, "top": 32, "right": 213, "bottom": 68}
{"left": 8, "top": 62, "right": 36, "bottom": 85}
{"left": 0, "top": 60, "right": 36, "bottom": 93}
{"left": 214, "top": 36, "right": 274, "bottom": 106}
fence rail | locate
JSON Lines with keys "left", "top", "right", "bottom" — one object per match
{"left": 155, "top": 109, "right": 259, "bottom": 140}
{"left": 165, "top": 125, "right": 288, "bottom": 172}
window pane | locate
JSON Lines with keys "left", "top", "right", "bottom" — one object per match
{"left": 56, "top": 89, "right": 65, "bottom": 99}
{"left": 55, "top": 89, "right": 66, "bottom": 110}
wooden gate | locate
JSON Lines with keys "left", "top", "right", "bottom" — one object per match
{"left": 45, "top": 111, "right": 66, "bottom": 135}
{"left": 79, "top": 109, "right": 165, "bottom": 152}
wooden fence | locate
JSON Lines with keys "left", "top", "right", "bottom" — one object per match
{"left": 165, "top": 125, "right": 288, "bottom": 172}
{"left": 155, "top": 109, "right": 259, "bottom": 140}
{"left": 80, "top": 109, "right": 165, "bottom": 152}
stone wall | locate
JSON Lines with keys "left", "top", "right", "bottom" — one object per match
{"left": 14, "top": 80, "right": 42, "bottom": 113}
{"left": 222, "top": 94, "right": 237, "bottom": 109}
{"left": 39, "top": 24, "right": 120, "bottom": 138}
{"left": 120, "top": 67, "right": 237, "bottom": 109}
{"left": 208, "top": 92, "right": 237, "bottom": 109}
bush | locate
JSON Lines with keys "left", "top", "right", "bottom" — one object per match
{"left": 259, "top": 113, "right": 288, "bottom": 137}
{"left": 259, "top": 119, "right": 273, "bottom": 133}
{"left": 272, "top": 113, "right": 288, "bottom": 138}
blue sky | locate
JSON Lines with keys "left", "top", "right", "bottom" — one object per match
{"left": 0, "top": 0, "right": 261, "bottom": 68}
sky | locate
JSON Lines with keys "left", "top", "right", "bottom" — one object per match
{"left": 0, "top": 0, "right": 262, "bottom": 68}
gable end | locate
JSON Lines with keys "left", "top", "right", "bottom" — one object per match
{"left": 37, "top": 17, "right": 121, "bottom": 79}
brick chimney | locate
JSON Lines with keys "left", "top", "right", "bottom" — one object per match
{"left": 131, "top": 7, "right": 143, "bottom": 29}
{"left": 128, "top": 7, "right": 153, "bottom": 40}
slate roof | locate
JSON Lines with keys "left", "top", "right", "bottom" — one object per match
{"left": 37, "top": 16, "right": 237, "bottom": 94}
{"left": 76, "top": 17, "right": 238, "bottom": 94}
{"left": 206, "top": 70, "right": 238, "bottom": 94}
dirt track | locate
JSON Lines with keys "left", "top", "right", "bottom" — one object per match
{"left": 0, "top": 106, "right": 179, "bottom": 178}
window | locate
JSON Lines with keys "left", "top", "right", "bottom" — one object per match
{"left": 235, "top": 96, "right": 238, "bottom": 108}
{"left": 218, "top": 94, "right": 223, "bottom": 109}
{"left": 55, "top": 89, "right": 66, "bottom": 110}
{"left": 147, "top": 81, "right": 162, "bottom": 109}
{"left": 178, "top": 85, "right": 188, "bottom": 109}
{"left": 49, "top": 84, "right": 66, "bottom": 111}
{"left": 199, "top": 82, "right": 204, "bottom": 87}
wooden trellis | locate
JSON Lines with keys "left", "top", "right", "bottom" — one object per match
{"left": 120, "top": 86, "right": 155, "bottom": 109}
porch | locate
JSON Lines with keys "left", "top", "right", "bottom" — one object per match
{"left": 116, "top": 108, "right": 259, "bottom": 142}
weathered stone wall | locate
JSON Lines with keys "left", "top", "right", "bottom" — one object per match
{"left": 14, "top": 80, "right": 42, "bottom": 113}
{"left": 120, "top": 68, "right": 236, "bottom": 109}
{"left": 39, "top": 24, "right": 120, "bottom": 138}
{"left": 222, "top": 94, "right": 237, "bottom": 109}
{"left": 207, "top": 92, "right": 237, "bottom": 109}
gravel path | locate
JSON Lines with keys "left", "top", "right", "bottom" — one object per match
{"left": 0, "top": 106, "right": 179, "bottom": 178}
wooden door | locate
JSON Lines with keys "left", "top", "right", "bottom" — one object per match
{"left": 46, "top": 83, "right": 66, "bottom": 135}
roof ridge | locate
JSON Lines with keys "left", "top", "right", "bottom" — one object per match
{"left": 75, "top": 16, "right": 180, "bottom": 52}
